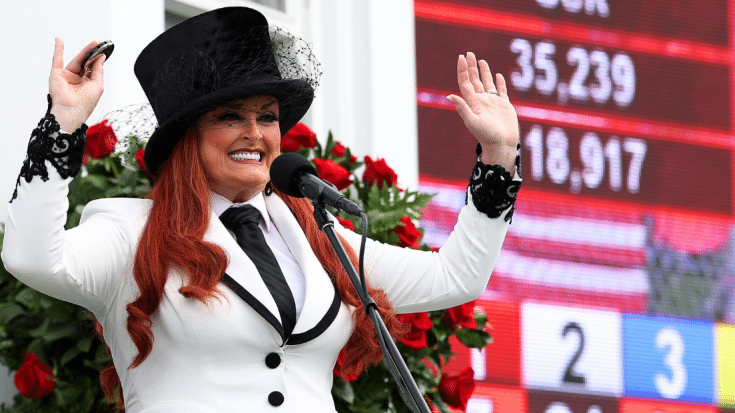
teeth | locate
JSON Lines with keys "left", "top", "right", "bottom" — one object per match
{"left": 229, "top": 152, "right": 261, "bottom": 161}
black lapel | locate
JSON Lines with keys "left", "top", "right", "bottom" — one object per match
{"left": 221, "top": 273, "right": 286, "bottom": 345}
{"left": 222, "top": 273, "right": 343, "bottom": 346}
{"left": 287, "top": 287, "right": 342, "bottom": 346}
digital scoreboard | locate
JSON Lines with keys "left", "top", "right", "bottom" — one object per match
{"left": 414, "top": 0, "right": 735, "bottom": 411}
{"left": 416, "top": 0, "right": 732, "bottom": 216}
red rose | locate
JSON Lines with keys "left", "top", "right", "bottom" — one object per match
{"left": 331, "top": 142, "right": 357, "bottom": 163}
{"left": 86, "top": 119, "right": 118, "bottom": 159}
{"left": 14, "top": 352, "right": 55, "bottom": 402}
{"left": 135, "top": 148, "right": 147, "bottom": 172}
{"left": 333, "top": 350, "right": 361, "bottom": 382}
{"left": 439, "top": 367, "right": 475, "bottom": 411}
{"left": 397, "top": 312, "right": 433, "bottom": 350}
{"left": 281, "top": 122, "right": 317, "bottom": 152}
{"left": 394, "top": 216, "right": 421, "bottom": 249}
{"left": 335, "top": 216, "right": 355, "bottom": 231}
{"left": 362, "top": 156, "right": 398, "bottom": 189}
{"left": 313, "top": 158, "right": 353, "bottom": 190}
{"left": 442, "top": 301, "right": 478, "bottom": 331}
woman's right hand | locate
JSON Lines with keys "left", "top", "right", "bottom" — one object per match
{"left": 49, "top": 38, "right": 105, "bottom": 132}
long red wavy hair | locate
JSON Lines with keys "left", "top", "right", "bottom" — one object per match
{"left": 96, "top": 129, "right": 406, "bottom": 409}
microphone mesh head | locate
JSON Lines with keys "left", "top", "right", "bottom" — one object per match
{"left": 270, "top": 152, "right": 317, "bottom": 198}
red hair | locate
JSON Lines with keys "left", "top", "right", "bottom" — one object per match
{"left": 96, "top": 130, "right": 406, "bottom": 408}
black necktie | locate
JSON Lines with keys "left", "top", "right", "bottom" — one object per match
{"left": 220, "top": 205, "right": 297, "bottom": 338}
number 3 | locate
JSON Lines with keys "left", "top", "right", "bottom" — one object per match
{"left": 655, "top": 327, "right": 687, "bottom": 399}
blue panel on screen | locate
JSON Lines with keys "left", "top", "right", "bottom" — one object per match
{"left": 623, "top": 313, "right": 713, "bottom": 403}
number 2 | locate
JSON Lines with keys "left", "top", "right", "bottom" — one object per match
{"left": 562, "top": 322, "right": 586, "bottom": 384}
{"left": 567, "top": 47, "right": 589, "bottom": 101}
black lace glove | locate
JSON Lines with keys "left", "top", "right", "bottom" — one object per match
{"left": 466, "top": 143, "right": 522, "bottom": 223}
{"left": 10, "top": 95, "right": 87, "bottom": 202}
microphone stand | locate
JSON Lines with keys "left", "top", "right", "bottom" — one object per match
{"left": 311, "top": 202, "right": 431, "bottom": 413}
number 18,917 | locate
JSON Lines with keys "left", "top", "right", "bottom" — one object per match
{"left": 523, "top": 124, "right": 647, "bottom": 195}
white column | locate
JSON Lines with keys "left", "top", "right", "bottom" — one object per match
{"left": 107, "top": 0, "right": 166, "bottom": 114}
{"left": 307, "top": 1, "right": 368, "bottom": 155}
{"left": 366, "top": 0, "right": 418, "bottom": 189}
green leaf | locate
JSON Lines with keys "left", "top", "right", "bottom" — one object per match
{"left": 83, "top": 358, "right": 100, "bottom": 370}
{"left": 55, "top": 381, "right": 82, "bottom": 407}
{"left": 65, "top": 211, "right": 82, "bottom": 230}
{"left": 29, "top": 318, "right": 51, "bottom": 338}
{"left": 39, "top": 296, "right": 55, "bottom": 310}
{"left": 77, "top": 336, "right": 94, "bottom": 353}
{"left": 82, "top": 386, "right": 99, "bottom": 413}
{"left": 43, "top": 323, "right": 77, "bottom": 342}
{"left": 428, "top": 393, "right": 452, "bottom": 413}
{"left": 332, "top": 377, "right": 355, "bottom": 404}
{"left": 0, "top": 303, "right": 25, "bottom": 324}
{"left": 13, "top": 288, "right": 40, "bottom": 308}
{"left": 45, "top": 302, "right": 73, "bottom": 322}
{"left": 297, "top": 147, "right": 312, "bottom": 159}
{"left": 474, "top": 310, "right": 488, "bottom": 326}
{"left": 455, "top": 328, "right": 492, "bottom": 348}
{"left": 83, "top": 174, "right": 109, "bottom": 190}
{"left": 60, "top": 346, "right": 81, "bottom": 366}
{"left": 26, "top": 338, "right": 44, "bottom": 357}
{"left": 0, "top": 340, "right": 16, "bottom": 352}
{"left": 94, "top": 341, "right": 110, "bottom": 365}
{"left": 431, "top": 323, "right": 450, "bottom": 343}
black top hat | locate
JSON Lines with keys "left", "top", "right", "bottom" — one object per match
{"left": 134, "top": 7, "right": 320, "bottom": 176}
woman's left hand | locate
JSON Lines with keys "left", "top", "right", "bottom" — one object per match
{"left": 447, "top": 52, "right": 520, "bottom": 174}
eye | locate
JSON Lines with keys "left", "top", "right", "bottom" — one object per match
{"left": 259, "top": 112, "right": 280, "bottom": 123}
{"left": 215, "top": 112, "right": 242, "bottom": 122}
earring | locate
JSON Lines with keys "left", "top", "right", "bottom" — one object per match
{"left": 264, "top": 182, "right": 274, "bottom": 196}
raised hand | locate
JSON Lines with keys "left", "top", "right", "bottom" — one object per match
{"left": 447, "top": 52, "right": 519, "bottom": 174}
{"left": 49, "top": 38, "right": 105, "bottom": 132}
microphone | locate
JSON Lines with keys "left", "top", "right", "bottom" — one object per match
{"left": 270, "top": 153, "right": 363, "bottom": 216}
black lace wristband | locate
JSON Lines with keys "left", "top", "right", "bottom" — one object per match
{"left": 466, "top": 143, "right": 522, "bottom": 222}
{"left": 10, "top": 95, "right": 87, "bottom": 202}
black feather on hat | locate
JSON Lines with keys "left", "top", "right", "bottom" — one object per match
{"left": 134, "top": 7, "right": 320, "bottom": 176}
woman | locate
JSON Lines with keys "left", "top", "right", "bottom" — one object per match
{"left": 2, "top": 7, "right": 520, "bottom": 413}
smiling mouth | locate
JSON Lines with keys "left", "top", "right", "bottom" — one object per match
{"left": 229, "top": 151, "right": 263, "bottom": 162}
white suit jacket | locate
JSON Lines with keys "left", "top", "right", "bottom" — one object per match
{"left": 2, "top": 162, "right": 512, "bottom": 413}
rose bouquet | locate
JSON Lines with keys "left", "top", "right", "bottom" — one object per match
{"left": 0, "top": 121, "right": 491, "bottom": 413}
